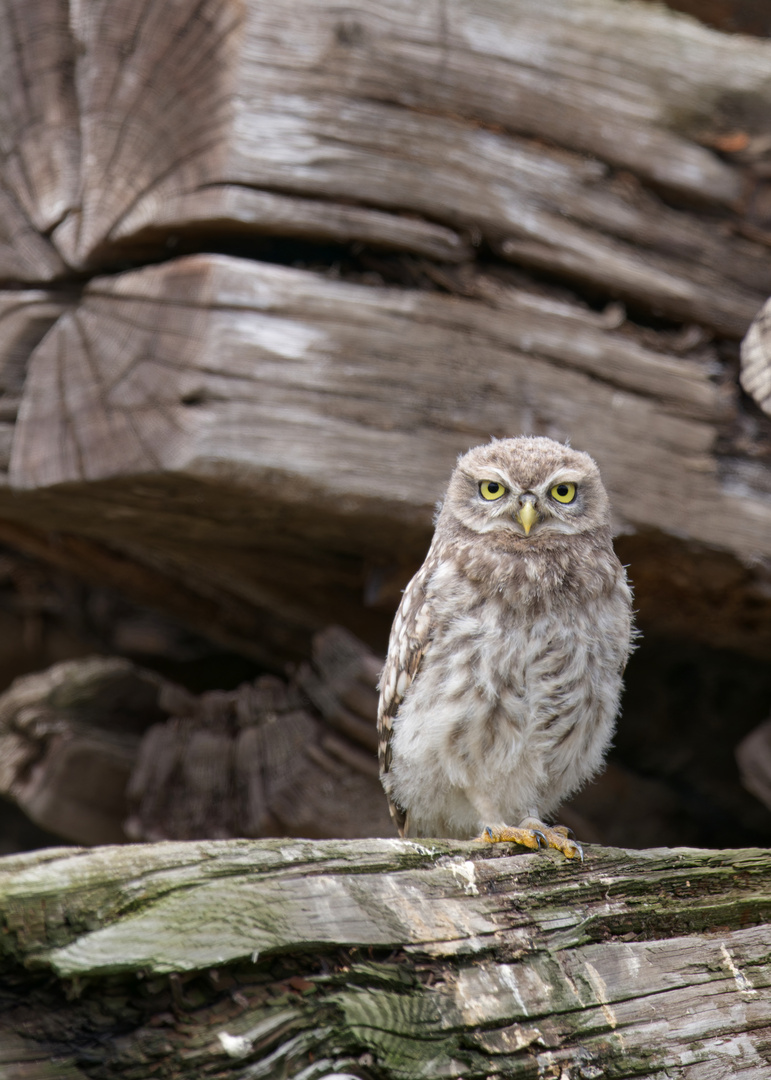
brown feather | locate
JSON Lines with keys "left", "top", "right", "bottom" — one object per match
{"left": 377, "top": 550, "right": 437, "bottom": 833}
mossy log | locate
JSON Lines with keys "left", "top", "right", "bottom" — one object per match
{"left": 2, "top": 838, "right": 771, "bottom": 1078}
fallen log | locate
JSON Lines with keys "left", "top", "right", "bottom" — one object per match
{"left": 2, "top": 838, "right": 771, "bottom": 1078}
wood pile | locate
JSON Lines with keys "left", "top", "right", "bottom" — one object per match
{"left": 1, "top": 0, "right": 771, "bottom": 853}
{"left": 0, "top": 0, "right": 770, "bottom": 657}
{"left": 2, "top": 0, "right": 771, "bottom": 1074}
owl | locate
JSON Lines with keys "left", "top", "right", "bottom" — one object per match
{"left": 377, "top": 436, "right": 634, "bottom": 859}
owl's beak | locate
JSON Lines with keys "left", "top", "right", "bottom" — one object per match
{"left": 516, "top": 500, "right": 539, "bottom": 536}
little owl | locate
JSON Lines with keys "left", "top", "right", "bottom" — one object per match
{"left": 378, "top": 435, "right": 634, "bottom": 859}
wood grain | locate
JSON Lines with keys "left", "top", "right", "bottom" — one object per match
{"left": 1, "top": 0, "right": 771, "bottom": 335}
{"left": 1, "top": 838, "right": 770, "bottom": 1076}
{"left": 0, "top": 0, "right": 79, "bottom": 236}
{"left": 0, "top": 253, "right": 768, "bottom": 661}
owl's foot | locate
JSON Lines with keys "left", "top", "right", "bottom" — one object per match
{"left": 477, "top": 820, "right": 583, "bottom": 861}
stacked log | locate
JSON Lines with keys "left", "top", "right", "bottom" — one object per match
{"left": 1, "top": 0, "right": 771, "bottom": 1073}
{"left": 0, "top": 0, "right": 770, "bottom": 668}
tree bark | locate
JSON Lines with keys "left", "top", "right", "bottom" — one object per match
{"left": 2, "top": 838, "right": 771, "bottom": 1078}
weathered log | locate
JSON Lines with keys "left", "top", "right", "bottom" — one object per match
{"left": 4, "top": 0, "right": 771, "bottom": 334}
{"left": 0, "top": 656, "right": 164, "bottom": 846}
{"left": 126, "top": 626, "right": 388, "bottom": 843}
{"left": 0, "top": 254, "right": 770, "bottom": 664}
{"left": 2, "top": 838, "right": 771, "bottom": 1078}
{"left": 0, "top": 0, "right": 770, "bottom": 666}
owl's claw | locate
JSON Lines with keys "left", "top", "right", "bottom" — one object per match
{"left": 478, "top": 820, "right": 583, "bottom": 860}
{"left": 550, "top": 823, "right": 576, "bottom": 841}
{"left": 521, "top": 818, "right": 583, "bottom": 860}
{"left": 483, "top": 824, "right": 546, "bottom": 849}
{"left": 477, "top": 824, "right": 548, "bottom": 853}
{"left": 548, "top": 824, "right": 583, "bottom": 859}
{"left": 558, "top": 835, "right": 583, "bottom": 861}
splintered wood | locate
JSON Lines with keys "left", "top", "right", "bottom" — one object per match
{"left": 0, "top": 627, "right": 390, "bottom": 846}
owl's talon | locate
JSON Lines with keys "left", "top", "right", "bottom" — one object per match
{"left": 476, "top": 824, "right": 549, "bottom": 853}
{"left": 518, "top": 818, "right": 583, "bottom": 859}
{"left": 550, "top": 824, "right": 575, "bottom": 841}
{"left": 476, "top": 825, "right": 541, "bottom": 851}
{"left": 545, "top": 831, "right": 583, "bottom": 860}
{"left": 477, "top": 820, "right": 584, "bottom": 860}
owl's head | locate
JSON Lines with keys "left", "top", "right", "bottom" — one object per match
{"left": 441, "top": 436, "right": 610, "bottom": 542}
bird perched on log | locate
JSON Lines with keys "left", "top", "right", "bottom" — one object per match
{"left": 377, "top": 436, "right": 634, "bottom": 858}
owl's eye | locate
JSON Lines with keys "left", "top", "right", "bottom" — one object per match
{"left": 479, "top": 480, "right": 506, "bottom": 501}
{"left": 550, "top": 482, "right": 577, "bottom": 504}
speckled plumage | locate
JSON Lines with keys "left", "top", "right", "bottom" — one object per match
{"left": 378, "top": 436, "right": 634, "bottom": 851}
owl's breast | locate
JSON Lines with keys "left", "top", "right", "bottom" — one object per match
{"left": 388, "top": 566, "right": 629, "bottom": 831}
{"left": 425, "top": 589, "right": 594, "bottom": 728}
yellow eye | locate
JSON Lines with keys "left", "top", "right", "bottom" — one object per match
{"left": 550, "top": 482, "right": 576, "bottom": 504}
{"left": 480, "top": 480, "right": 506, "bottom": 501}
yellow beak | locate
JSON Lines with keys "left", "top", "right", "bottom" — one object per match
{"left": 516, "top": 501, "right": 539, "bottom": 536}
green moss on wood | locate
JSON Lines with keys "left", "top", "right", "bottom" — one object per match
{"left": 2, "top": 840, "right": 771, "bottom": 1078}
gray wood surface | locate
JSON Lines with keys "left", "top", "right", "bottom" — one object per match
{"left": 4, "top": 0, "right": 771, "bottom": 334}
{"left": 0, "top": 0, "right": 770, "bottom": 663}
{"left": 1, "top": 254, "right": 769, "bottom": 661}
{"left": 2, "top": 838, "right": 771, "bottom": 1077}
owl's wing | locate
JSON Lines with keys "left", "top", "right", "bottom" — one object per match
{"left": 377, "top": 554, "right": 437, "bottom": 835}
